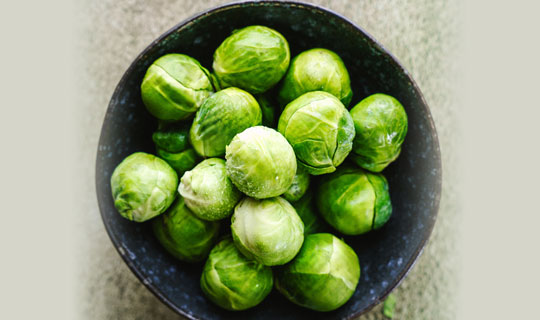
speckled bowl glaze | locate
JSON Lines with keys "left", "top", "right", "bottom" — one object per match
{"left": 96, "top": 1, "right": 442, "bottom": 319}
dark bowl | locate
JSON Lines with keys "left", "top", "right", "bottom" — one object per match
{"left": 95, "top": 1, "right": 442, "bottom": 319}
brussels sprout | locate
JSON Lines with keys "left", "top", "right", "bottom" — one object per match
{"left": 278, "top": 48, "right": 352, "bottom": 107}
{"left": 179, "top": 158, "right": 242, "bottom": 221}
{"left": 213, "top": 25, "right": 290, "bottom": 94}
{"left": 152, "top": 121, "right": 190, "bottom": 153}
{"left": 152, "top": 195, "right": 220, "bottom": 262}
{"left": 278, "top": 91, "right": 355, "bottom": 175}
{"left": 256, "top": 94, "right": 278, "bottom": 128}
{"left": 282, "top": 165, "right": 310, "bottom": 202}
{"left": 141, "top": 54, "right": 214, "bottom": 121}
{"left": 350, "top": 93, "right": 408, "bottom": 172}
{"left": 190, "top": 87, "right": 262, "bottom": 157}
{"left": 110, "top": 152, "right": 178, "bottom": 222}
{"left": 156, "top": 148, "right": 198, "bottom": 178}
{"left": 226, "top": 126, "right": 296, "bottom": 199}
{"left": 231, "top": 197, "right": 304, "bottom": 266}
{"left": 291, "top": 189, "right": 326, "bottom": 235}
{"left": 317, "top": 165, "right": 392, "bottom": 235}
{"left": 209, "top": 72, "right": 222, "bottom": 91}
{"left": 275, "top": 233, "right": 360, "bottom": 312}
{"left": 200, "top": 238, "right": 273, "bottom": 311}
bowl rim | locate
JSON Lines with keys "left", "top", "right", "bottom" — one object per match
{"left": 96, "top": 1, "right": 442, "bottom": 319}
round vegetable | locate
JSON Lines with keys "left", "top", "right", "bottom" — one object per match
{"left": 156, "top": 148, "right": 198, "bottom": 177}
{"left": 200, "top": 238, "right": 273, "bottom": 311}
{"left": 110, "top": 152, "right": 178, "bottom": 222}
{"left": 278, "top": 91, "right": 355, "bottom": 175}
{"left": 141, "top": 54, "right": 214, "bottom": 121}
{"left": 317, "top": 165, "right": 392, "bottom": 235}
{"left": 275, "top": 233, "right": 360, "bottom": 312}
{"left": 152, "top": 121, "right": 190, "bottom": 153}
{"left": 226, "top": 126, "right": 296, "bottom": 199}
{"left": 291, "top": 189, "right": 326, "bottom": 235}
{"left": 282, "top": 165, "right": 310, "bottom": 202}
{"left": 213, "top": 25, "right": 290, "bottom": 94}
{"left": 231, "top": 197, "right": 304, "bottom": 266}
{"left": 152, "top": 195, "right": 220, "bottom": 262}
{"left": 190, "top": 87, "right": 262, "bottom": 158}
{"left": 350, "top": 93, "right": 408, "bottom": 172}
{"left": 256, "top": 94, "right": 278, "bottom": 128}
{"left": 278, "top": 48, "right": 352, "bottom": 107}
{"left": 179, "top": 158, "right": 242, "bottom": 221}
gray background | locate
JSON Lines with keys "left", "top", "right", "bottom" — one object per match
{"left": 74, "top": 0, "right": 460, "bottom": 319}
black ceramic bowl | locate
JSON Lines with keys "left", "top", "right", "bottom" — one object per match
{"left": 96, "top": 1, "right": 441, "bottom": 319}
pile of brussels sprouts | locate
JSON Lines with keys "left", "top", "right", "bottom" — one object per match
{"left": 110, "top": 25, "right": 408, "bottom": 312}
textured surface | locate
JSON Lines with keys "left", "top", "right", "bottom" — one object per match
{"left": 75, "top": 0, "right": 459, "bottom": 319}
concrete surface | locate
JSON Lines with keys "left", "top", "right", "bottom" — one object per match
{"left": 74, "top": 0, "right": 460, "bottom": 319}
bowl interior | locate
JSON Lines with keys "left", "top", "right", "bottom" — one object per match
{"left": 96, "top": 1, "right": 441, "bottom": 319}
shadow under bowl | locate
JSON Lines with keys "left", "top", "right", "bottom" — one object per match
{"left": 96, "top": 1, "right": 442, "bottom": 319}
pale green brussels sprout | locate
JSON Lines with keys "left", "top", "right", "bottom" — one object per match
{"left": 317, "top": 165, "right": 392, "bottom": 235}
{"left": 141, "top": 54, "right": 214, "bottom": 121}
{"left": 291, "top": 189, "right": 326, "bottom": 235}
{"left": 278, "top": 48, "right": 352, "bottom": 107}
{"left": 179, "top": 158, "right": 242, "bottom": 221}
{"left": 110, "top": 152, "right": 178, "bottom": 222}
{"left": 350, "top": 93, "right": 408, "bottom": 172}
{"left": 275, "top": 233, "right": 360, "bottom": 312}
{"left": 226, "top": 126, "right": 296, "bottom": 199}
{"left": 213, "top": 25, "right": 290, "bottom": 94}
{"left": 256, "top": 94, "right": 278, "bottom": 128}
{"left": 231, "top": 197, "right": 304, "bottom": 266}
{"left": 278, "top": 91, "right": 355, "bottom": 175}
{"left": 190, "top": 87, "right": 262, "bottom": 157}
{"left": 282, "top": 165, "right": 310, "bottom": 202}
{"left": 200, "top": 238, "right": 273, "bottom": 311}
{"left": 152, "top": 195, "right": 220, "bottom": 262}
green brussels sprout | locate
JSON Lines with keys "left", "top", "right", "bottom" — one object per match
{"left": 209, "top": 72, "right": 222, "bottom": 91}
{"left": 291, "top": 189, "right": 326, "bottom": 235}
{"left": 153, "top": 121, "right": 200, "bottom": 177}
{"left": 200, "top": 238, "right": 273, "bottom": 311}
{"left": 226, "top": 126, "right": 296, "bottom": 199}
{"left": 156, "top": 148, "right": 198, "bottom": 178}
{"left": 179, "top": 158, "right": 242, "bottom": 221}
{"left": 190, "top": 87, "right": 262, "bottom": 157}
{"left": 317, "top": 165, "right": 392, "bottom": 235}
{"left": 275, "top": 233, "right": 360, "bottom": 312}
{"left": 278, "top": 48, "right": 353, "bottom": 107}
{"left": 350, "top": 93, "right": 408, "bottom": 172}
{"left": 152, "top": 195, "right": 220, "bottom": 262}
{"left": 278, "top": 91, "right": 355, "bottom": 175}
{"left": 282, "top": 165, "right": 310, "bottom": 202}
{"left": 110, "top": 152, "right": 178, "bottom": 222}
{"left": 213, "top": 25, "right": 290, "bottom": 94}
{"left": 256, "top": 94, "right": 278, "bottom": 128}
{"left": 152, "top": 121, "right": 190, "bottom": 153}
{"left": 231, "top": 197, "right": 304, "bottom": 266}
{"left": 141, "top": 54, "right": 214, "bottom": 121}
